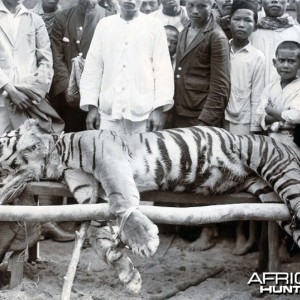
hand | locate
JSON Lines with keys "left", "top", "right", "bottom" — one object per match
{"left": 4, "top": 83, "right": 32, "bottom": 110}
{"left": 146, "top": 107, "right": 166, "bottom": 132}
{"left": 86, "top": 106, "right": 100, "bottom": 130}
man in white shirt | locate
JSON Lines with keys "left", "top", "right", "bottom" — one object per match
{"left": 80, "top": 0, "right": 174, "bottom": 134}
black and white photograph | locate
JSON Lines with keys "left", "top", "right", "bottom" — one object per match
{"left": 0, "top": 0, "right": 300, "bottom": 299}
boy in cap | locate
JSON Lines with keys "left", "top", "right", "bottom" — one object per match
{"left": 225, "top": 0, "right": 265, "bottom": 256}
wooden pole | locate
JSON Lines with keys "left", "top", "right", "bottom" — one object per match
{"left": 61, "top": 185, "right": 99, "bottom": 300}
{"left": 0, "top": 203, "right": 291, "bottom": 224}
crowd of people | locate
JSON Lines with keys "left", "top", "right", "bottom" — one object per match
{"left": 0, "top": 0, "right": 300, "bottom": 250}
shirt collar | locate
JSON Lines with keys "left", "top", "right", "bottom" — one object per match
{"left": 186, "top": 13, "right": 215, "bottom": 33}
{"left": 229, "top": 39, "right": 252, "bottom": 54}
{"left": 0, "top": 1, "right": 28, "bottom": 17}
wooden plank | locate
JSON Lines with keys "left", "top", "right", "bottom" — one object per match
{"left": 27, "top": 181, "right": 73, "bottom": 197}
{"left": 268, "top": 221, "right": 280, "bottom": 272}
{"left": 9, "top": 250, "right": 24, "bottom": 289}
{"left": 27, "top": 181, "right": 259, "bottom": 205}
{"left": 141, "top": 191, "right": 259, "bottom": 205}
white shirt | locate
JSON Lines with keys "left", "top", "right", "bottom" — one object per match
{"left": 257, "top": 78, "right": 300, "bottom": 130}
{"left": 0, "top": 2, "right": 26, "bottom": 41}
{"left": 250, "top": 25, "right": 300, "bottom": 86}
{"left": 80, "top": 13, "right": 174, "bottom": 122}
{"left": 150, "top": 6, "right": 188, "bottom": 32}
{"left": 0, "top": 3, "right": 28, "bottom": 107}
{"left": 225, "top": 41, "right": 265, "bottom": 131}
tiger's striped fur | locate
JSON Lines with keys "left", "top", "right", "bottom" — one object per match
{"left": 1, "top": 120, "right": 300, "bottom": 255}
{"left": 54, "top": 126, "right": 300, "bottom": 248}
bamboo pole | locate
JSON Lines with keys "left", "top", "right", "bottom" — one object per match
{"left": 0, "top": 203, "right": 291, "bottom": 224}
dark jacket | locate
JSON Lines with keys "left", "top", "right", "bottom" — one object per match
{"left": 174, "top": 15, "right": 230, "bottom": 127}
{"left": 50, "top": 4, "right": 112, "bottom": 97}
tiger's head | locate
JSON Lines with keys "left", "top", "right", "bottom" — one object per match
{"left": 0, "top": 119, "right": 62, "bottom": 182}
{"left": 0, "top": 119, "right": 63, "bottom": 204}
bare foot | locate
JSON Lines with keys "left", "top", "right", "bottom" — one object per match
{"left": 233, "top": 240, "right": 256, "bottom": 256}
{"left": 188, "top": 227, "right": 215, "bottom": 251}
{"left": 234, "top": 221, "right": 257, "bottom": 256}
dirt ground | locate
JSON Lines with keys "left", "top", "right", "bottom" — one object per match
{"left": 1, "top": 224, "right": 300, "bottom": 300}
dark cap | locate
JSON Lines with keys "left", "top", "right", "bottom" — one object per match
{"left": 231, "top": 0, "right": 258, "bottom": 23}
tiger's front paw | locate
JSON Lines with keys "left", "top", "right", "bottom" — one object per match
{"left": 117, "top": 209, "right": 159, "bottom": 257}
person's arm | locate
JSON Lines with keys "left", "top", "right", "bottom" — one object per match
{"left": 256, "top": 85, "right": 272, "bottom": 130}
{"left": 250, "top": 54, "right": 265, "bottom": 132}
{"left": 50, "top": 13, "right": 70, "bottom": 97}
{"left": 30, "top": 15, "right": 53, "bottom": 98}
{"left": 3, "top": 83, "right": 32, "bottom": 110}
{"left": 198, "top": 32, "right": 230, "bottom": 126}
{"left": 265, "top": 105, "right": 284, "bottom": 124}
{"left": 281, "top": 94, "right": 300, "bottom": 124}
{"left": 148, "top": 20, "right": 174, "bottom": 131}
{"left": 80, "top": 22, "right": 104, "bottom": 129}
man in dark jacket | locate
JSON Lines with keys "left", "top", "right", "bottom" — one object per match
{"left": 173, "top": 0, "right": 230, "bottom": 251}
{"left": 173, "top": 0, "right": 230, "bottom": 128}
{"left": 50, "top": 0, "right": 113, "bottom": 132}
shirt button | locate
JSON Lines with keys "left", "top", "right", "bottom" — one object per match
{"left": 76, "top": 40, "right": 80, "bottom": 44}
{"left": 79, "top": 26, "right": 83, "bottom": 31}
{"left": 176, "top": 75, "right": 180, "bottom": 78}
{"left": 125, "top": 42, "right": 128, "bottom": 45}
{"left": 79, "top": 52, "right": 83, "bottom": 56}
{"left": 122, "top": 87, "right": 126, "bottom": 91}
{"left": 178, "top": 67, "right": 182, "bottom": 71}
{"left": 123, "top": 65, "right": 126, "bottom": 68}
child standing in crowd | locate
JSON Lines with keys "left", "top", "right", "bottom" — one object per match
{"left": 225, "top": 0, "right": 265, "bottom": 257}
{"left": 250, "top": 0, "right": 300, "bottom": 86}
{"left": 164, "top": 25, "right": 179, "bottom": 69}
{"left": 225, "top": 0, "right": 265, "bottom": 135}
{"left": 140, "top": 0, "right": 160, "bottom": 14}
{"left": 151, "top": 0, "right": 189, "bottom": 31}
{"left": 257, "top": 41, "right": 300, "bottom": 147}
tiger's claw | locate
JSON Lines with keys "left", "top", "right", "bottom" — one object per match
{"left": 118, "top": 210, "right": 159, "bottom": 258}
